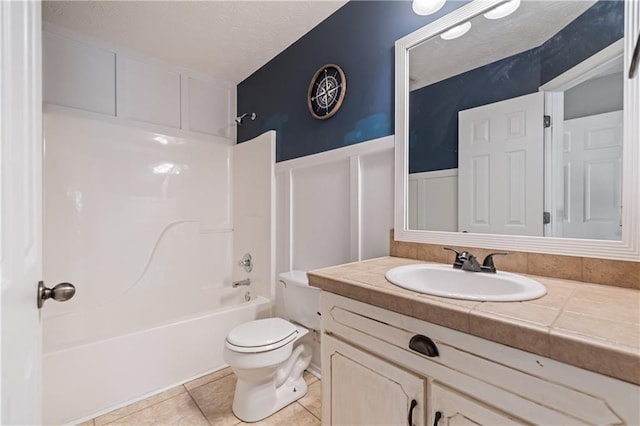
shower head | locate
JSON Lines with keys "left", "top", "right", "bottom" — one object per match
{"left": 235, "top": 112, "right": 256, "bottom": 126}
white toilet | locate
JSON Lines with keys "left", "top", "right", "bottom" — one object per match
{"left": 223, "top": 270, "right": 320, "bottom": 422}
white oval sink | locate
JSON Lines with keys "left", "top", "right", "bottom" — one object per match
{"left": 385, "top": 264, "right": 546, "bottom": 302}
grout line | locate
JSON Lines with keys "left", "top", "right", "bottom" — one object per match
{"left": 296, "top": 401, "right": 321, "bottom": 422}
{"left": 95, "top": 387, "right": 187, "bottom": 425}
{"left": 185, "top": 369, "right": 234, "bottom": 392}
{"left": 549, "top": 287, "right": 578, "bottom": 329}
{"left": 184, "top": 390, "right": 215, "bottom": 426}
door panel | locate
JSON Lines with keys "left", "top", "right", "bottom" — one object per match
{"left": 458, "top": 92, "right": 544, "bottom": 236}
{"left": 0, "top": 1, "right": 43, "bottom": 423}
{"left": 562, "top": 111, "right": 623, "bottom": 240}
{"left": 325, "top": 335, "right": 426, "bottom": 426}
{"left": 430, "top": 383, "right": 524, "bottom": 426}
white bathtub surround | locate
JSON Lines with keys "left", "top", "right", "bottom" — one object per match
{"left": 232, "top": 131, "right": 276, "bottom": 302}
{"left": 43, "top": 25, "right": 237, "bottom": 141}
{"left": 42, "top": 114, "right": 273, "bottom": 424}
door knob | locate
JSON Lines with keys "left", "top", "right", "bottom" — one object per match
{"left": 37, "top": 281, "right": 76, "bottom": 309}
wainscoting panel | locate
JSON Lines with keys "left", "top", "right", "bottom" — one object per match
{"left": 291, "top": 159, "right": 352, "bottom": 272}
{"left": 360, "top": 149, "right": 395, "bottom": 260}
{"left": 276, "top": 135, "right": 394, "bottom": 275}
{"left": 408, "top": 169, "right": 458, "bottom": 232}
{"left": 275, "top": 136, "right": 394, "bottom": 371}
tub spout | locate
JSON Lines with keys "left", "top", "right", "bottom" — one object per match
{"left": 232, "top": 279, "right": 251, "bottom": 288}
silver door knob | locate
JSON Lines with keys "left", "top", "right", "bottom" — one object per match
{"left": 37, "top": 280, "right": 76, "bottom": 309}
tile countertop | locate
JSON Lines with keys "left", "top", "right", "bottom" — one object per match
{"left": 307, "top": 256, "right": 640, "bottom": 386}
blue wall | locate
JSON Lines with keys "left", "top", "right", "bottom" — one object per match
{"left": 237, "top": 0, "right": 622, "bottom": 165}
{"left": 236, "top": 1, "right": 468, "bottom": 162}
{"left": 409, "top": 48, "right": 542, "bottom": 174}
{"left": 409, "top": 0, "right": 623, "bottom": 174}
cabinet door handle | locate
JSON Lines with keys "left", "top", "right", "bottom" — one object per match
{"left": 433, "top": 411, "right": 443, "bottom": 426}
{"left": 408, "top": 399, "right": 418, "bottom": 426}
{"left": 409, "top": 334, "right": 439, "bottom": 357}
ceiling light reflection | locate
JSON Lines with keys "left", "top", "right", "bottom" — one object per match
{"left": 412, "top": 0, "right": 446, "bottom": 16}
{"left": 440, "top": 21, "right": 472, "bottom": 40}
{"left": 484, "top": 0, "right": 521, "bottom": 20}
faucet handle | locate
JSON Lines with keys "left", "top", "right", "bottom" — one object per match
{"left": 481, "top": 252, "right": 509, "bottom": 273}
{"left": 443, "top": 247, "right": 463, "bottom": 269}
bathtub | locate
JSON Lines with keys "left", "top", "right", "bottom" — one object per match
{"left": 42, "top": 113, "right": 271, "bottom": 424}
{"left": 43, "top": 293, "right": 271, "bottom": 425}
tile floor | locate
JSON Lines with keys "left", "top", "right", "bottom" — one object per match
{"left": 78, "top": 369, "right": 321, "bottom": 426}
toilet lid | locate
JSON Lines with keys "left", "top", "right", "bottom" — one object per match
{"left": 226, "top": 318, "right": 298, "bottom": 353}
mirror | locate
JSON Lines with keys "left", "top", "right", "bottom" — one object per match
{"left": 395, "top": 0, "right": 640, "bottom": 260}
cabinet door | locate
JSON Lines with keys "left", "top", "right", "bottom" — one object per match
{"left": 430, "top": 383, "right": 525, "bottom": 425}
{"left": 324, "top": 335, "right": 425, "bottom": 426}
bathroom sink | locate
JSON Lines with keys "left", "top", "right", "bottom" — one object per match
{"left": 385, "top": 264, "right": 546, "bottom": 302}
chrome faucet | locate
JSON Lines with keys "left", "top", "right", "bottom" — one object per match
{"left": 444, "top": 248, "right": 508, "bottom": 273}
{"left": 232, "top": 278, "right": 251, "bottom": 288}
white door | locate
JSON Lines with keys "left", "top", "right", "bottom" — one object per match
{"left": 1, "top": 2, "right": 43, "bottom": 424}
{"left": 458, "top": 92, "right": 544, "bottom": 236}
{"left": 562, "top": 111, "right": 623, "bottom": 240}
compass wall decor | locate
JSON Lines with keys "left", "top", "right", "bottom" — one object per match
{"left": 307, "top": 64, "right": 346, "bottom": 120}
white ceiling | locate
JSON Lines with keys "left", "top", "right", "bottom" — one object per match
{"left": 409, "top": 0, "right": 596, "bottom": 89}
{"left": 42, "top": 1, "right": 347, "bottom": 84}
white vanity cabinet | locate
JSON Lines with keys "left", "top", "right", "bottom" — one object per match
{"left": 324, "top": 335, "right": 426, "bottom": 426}
{"left": 429, "top": 383, "right": 522, "bottom": 425}
{"left": 320, "top": 292, "right": 639, "bottom": 425}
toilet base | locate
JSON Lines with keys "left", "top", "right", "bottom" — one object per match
{"left": 232, "top": 374, "right": 308, "bottom": 423}
{"left": 224, "top": 323, "right": 313, "bottom": 423}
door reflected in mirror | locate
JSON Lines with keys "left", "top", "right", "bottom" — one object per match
{"left": 407, "top": 0, "right": 624, "bottom": 241}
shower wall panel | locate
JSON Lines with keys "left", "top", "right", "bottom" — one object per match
{"left": 43, "top": 113, "right": 233, "bottom": 348}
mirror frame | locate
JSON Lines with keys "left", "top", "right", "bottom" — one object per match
{"left": 394, "top": 0, "right": 640, "bottom": 261}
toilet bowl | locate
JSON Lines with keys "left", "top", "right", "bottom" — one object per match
{"left": 223, "top": 271, "right": 320, "bottom": 422}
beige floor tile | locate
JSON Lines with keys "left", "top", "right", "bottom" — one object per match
{"left": 105, "top": 393, "right": 208, "bottom": 426}
{"left": 187, "top": 374, "right": 240, "bottom": 426}
{"left": 95, "top": 386, "right": 186, "bottom": 426}
{"left": 184, "top": 367, "right": 234, "bottom": 391}
{"left": 298, "top": 380, "right": 321, "bottom": 419}
{"left": 239, "top": 402, "right": 320, "bottom": 426}
{"left": 77, "top": 420, "right": 94, "bottom": 426}
{"left": 303, "top": 371, "right": 319, "bottom": 386}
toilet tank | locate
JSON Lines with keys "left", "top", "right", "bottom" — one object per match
{"left": 279, "top": 271, "right": 321, "bottom": 330}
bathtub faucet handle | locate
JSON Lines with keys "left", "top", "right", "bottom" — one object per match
{"left": 238, "top": 253, "right": 253, "bottom": 272}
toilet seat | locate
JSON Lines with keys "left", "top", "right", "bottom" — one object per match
{"left": 226, "top": 318, "right": 298, "bottom": 353}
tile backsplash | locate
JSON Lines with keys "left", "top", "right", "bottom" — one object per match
{"left": 389, "top": 231, "right": 640, "bottom": 290}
